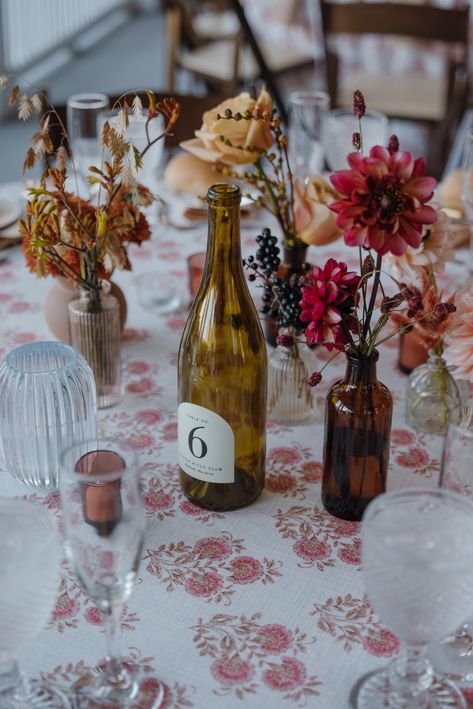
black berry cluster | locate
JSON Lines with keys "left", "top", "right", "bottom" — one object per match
{"left": 243, "top": 227, "right": 310, "bottom": 330}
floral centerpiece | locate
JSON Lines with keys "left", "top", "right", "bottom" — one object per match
{"left": 1, "top": 76, "right": 179, "bottom": 406}
{"left": 297, "top": 91, "right": 450, "bottom": 520}
{"left": 181, "top": 88, "right": 341, "bottom": 343}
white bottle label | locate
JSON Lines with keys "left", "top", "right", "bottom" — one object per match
{"left": 178, "top": 402, "right": 235, "bottom": 484}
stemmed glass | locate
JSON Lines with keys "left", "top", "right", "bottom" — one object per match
{"left": 0, "top": 498, "right": 65, "bottom": 708}
{"left": 59, "top": 438, "right": 164, "bottom": 708}
{"left": 356, "top": 487, "right": 473, "bottom": 708}
{"left": 429, "top": 420, "right": 473, "bottom": 685}
{"left": 67, "top": 93, "right": 109, "bottom": 196}
{"left": 288, "top": 90, "right": 329, "bottom": 179}
{"left": 461, "top": 127, "right": 473, "bottom": 276}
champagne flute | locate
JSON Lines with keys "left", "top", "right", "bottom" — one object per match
{"left": 67, "top": 93, "right": 109, "bottom": 197}
{"left": 59, "top": 438, "right": 164, "bottom": 708}
{"left": 288, "top": 90, "right": 329, "bottom": 179}
{"left": 461, "top": 127, "right": 473, "bottom": 277}
{"left": 356, "top": 487, "right": 473, "bottom": 708}
{"left": 0, "top": 498, "right": 65, "bottom": 708}
{"left": 429, "top": 420, "right": 473, "bottom": 685}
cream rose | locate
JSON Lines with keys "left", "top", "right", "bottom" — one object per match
{"left": 294, "top": 176, "right": 341, "bottom": 246}
{"left": 180, "top": 89, "right": 273, "bottom": 165}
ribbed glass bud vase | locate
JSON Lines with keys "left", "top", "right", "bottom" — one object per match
{"left": 268, "top": 327, "right": 315, "bottom": 424}
{"left": 405, "top": 350, "right": 468, "bottom": 435}
{"left": 68, "top": 283, "right": 121, "bottom": 409}
{"left": 0, "top": 342, "right": 96, "bottom": 489}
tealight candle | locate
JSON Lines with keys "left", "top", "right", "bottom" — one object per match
{"left": 75, "top": 450, "right": 124, "bottom": 536}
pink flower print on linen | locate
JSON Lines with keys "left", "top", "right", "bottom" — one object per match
{"left": 48, "top": 578, "right": 82, "bottom": 633}
{"left": 127, "top": 361, "right": 151, "bottom": 375}
{"left": 179, "top": 500, "right": 202, "bottom": 516}
{"left": 52, "top": 592, "right": 79, "bottom": 621}
{"left": 362, "top": 628, "right": 400, "bottom": 657}
{"left": 311, "top": 594, "right": 400, "bottom": 656}
{"left": 126, "top": 377, "right": 156, "bottom": 395}
{"left": 135, "top": 409, "right": 162, "bottom": 425}
{"left": 179, "top": 499, "right": 224, "bottom": 526}
{"left": 265, "top": 473, "right": 297, "bottom": 494}
{"left": 192, "top": 612, "right": 320, "bottom": 702}
{"left": 84, "top": 606, "right": 103, "bottom": 626}
{"left": 300, "top": 461, "right": 323, "bottom": 484}
{"left": 293, "top": 536, "right": 331, "bottom": 562}
{"left": 395, "top": 446, "right": 439, "bottom": 477}
{"left": 262, "top": 656, "right": 307, "bottom": 691}
{"left": 256, "top": 624, "right": 293, "bottom": 654}
{"left": 267, "top": 447, "right": 302, "bottom": 465}
{"left": 194, "top": 537, "right": 232, "bottom": 561}
{"left": 227, "top": 556, "right": 263, "bottom": 585}
{"left": 211, "top": 654, "right": 255, "bottom": 686}
{"left": 184, "top": 570, "right": 224, "bottom": 597}
{"left": 144, "top": 533, "right": 279, "bottom": 604}
{"left": 161, "top": 422, "right": 177, "bottom": 442}
{"left": 337, "top": 538, "right": 361, "bottom": 565}
{"left": 126, "top": 433, "right": 155, "bottom": 450}
{"left": 390, "top": 428, "right": 416, "bottom": 446}
{"left": 144, "top": 489, "right": 174, "bottom": 512}
{"left": 273, "top": 505, "right": 361, "bottom": 571}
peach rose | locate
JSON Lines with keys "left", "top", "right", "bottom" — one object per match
{"left": 180, "top": 89, "right": 273, "bottom": 165}
{"left": 294, "top": 176, "right": 341, "bottom": 246}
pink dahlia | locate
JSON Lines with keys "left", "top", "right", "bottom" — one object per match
{"left": 300, "top": 258, "right": 360, "bottom": 350}
{"left": 329, "top": 147, "right": 437, "bottom": 255}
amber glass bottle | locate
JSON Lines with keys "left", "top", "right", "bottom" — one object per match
{"left": 322, "top": 351, "right": 393, "bottom": 521}
{"left": 178, "top": 184, "right": 267, "bottom": 511}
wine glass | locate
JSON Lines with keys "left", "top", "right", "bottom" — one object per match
{"left": 67, "top": 93, "right": 109, "bottom": 196}
{"left": 288, "top": 91, "right": 329, "bottom": 179}
{"left": 356, "top": 487, "right": 473, "bottom": 708}
{"left": 59, "top": 438, "right": 164, "bottom": 708}
{"left": 461, "top": 127, "right": 473, "bottom": 277}
{"left": 429, "top": 420, "right": 473, "bottom": 685}
{"left": 321, "top": 108, "right": 388, "bottom": 171}
{"left": 0, "top": 498, "right": 65, "bottom": 708}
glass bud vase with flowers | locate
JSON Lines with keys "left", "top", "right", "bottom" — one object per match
{"left": 301, "top": 92, "right": 446, "bottom": 520}
{"left": 2, "top": 78, "right": 180, "bottom": 407}
{"left": 243, "top": 228, "right": 316, "bottom": 423}
{"left": 181, "top": 88, "right": 341, "bottom": 346}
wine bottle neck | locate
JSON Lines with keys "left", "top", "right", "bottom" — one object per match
{"left": 205, "top": 202, "right": 242, "bottom": 278}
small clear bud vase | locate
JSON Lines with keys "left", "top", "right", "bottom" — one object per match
{"left": 68, "top": 282, "right": 122, "bottom": 409}
{"left": 404, "top": 350, "right": 469, "bottom": 435}
{"left": 268, "top": 326, "right": 316, "bottom": 424}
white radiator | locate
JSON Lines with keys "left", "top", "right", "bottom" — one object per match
{"left": 1, "top": 0, "right": 130, "bottom": 71}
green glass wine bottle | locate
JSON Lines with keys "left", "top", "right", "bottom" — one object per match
{"left": 178, "top": 184, "right": 267, "bottom": 511}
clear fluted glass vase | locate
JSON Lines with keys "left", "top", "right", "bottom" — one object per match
{"left": 68, "top": 283, "right": 122, "bottom": 409}
{"left": 0, "top": 342, "right": 96, "bottom": 489}
{"left": 268, "top": 327, "right": 316, "bottom": 424}
{"left": 405, "top": 351, "right": 468, "bottom": 436}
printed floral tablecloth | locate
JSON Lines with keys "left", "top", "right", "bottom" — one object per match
{"left": 0, "top": 211, "right": 465, "bottom": 708}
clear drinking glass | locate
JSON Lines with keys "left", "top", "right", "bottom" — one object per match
{"left": 0, "top": 498, "right": 64, "bottom": 708}
{"left": 429, "top": 420, "right": 473, "bottom": 686}
{"left": 67, "top": 93, "right": 109, "bottom": 194}
{"left": 288, "top": 91, "right": 329, "bottom": 178}
{"left": 59, "top": 438, "right": 164, "bottom": 708}
{"left": 322, "top": 108, "right": 388, "bottom": 171}
{"left": 0, "top": 342, "right": 97, "bottom": 489}
{"left": 461, "top": 127, "right": 473, "bottom": 276}
{"left": 356, "top": 487, "right": 473, "bottom": 708}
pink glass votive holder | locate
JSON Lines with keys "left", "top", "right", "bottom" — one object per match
{"left": 187, "top": 252, "right": 206, "bottom": 299}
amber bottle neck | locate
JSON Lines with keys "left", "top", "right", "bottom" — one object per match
{"left": 344, "top": 352, "right": 379, "bottom": 385}
{"left": 204, "top": 198, "right": 242, "bottom": 279}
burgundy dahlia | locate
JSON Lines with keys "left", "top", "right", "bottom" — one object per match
{"left": 329, "top": 146, "right": 437, "bottom": 256}
{"left": 300, "top": 258, "right": 360, "bottom": 351}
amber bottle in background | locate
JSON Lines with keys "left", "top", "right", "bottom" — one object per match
{"left": 264, "top": 245, "right": 308, "bottom": 347}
